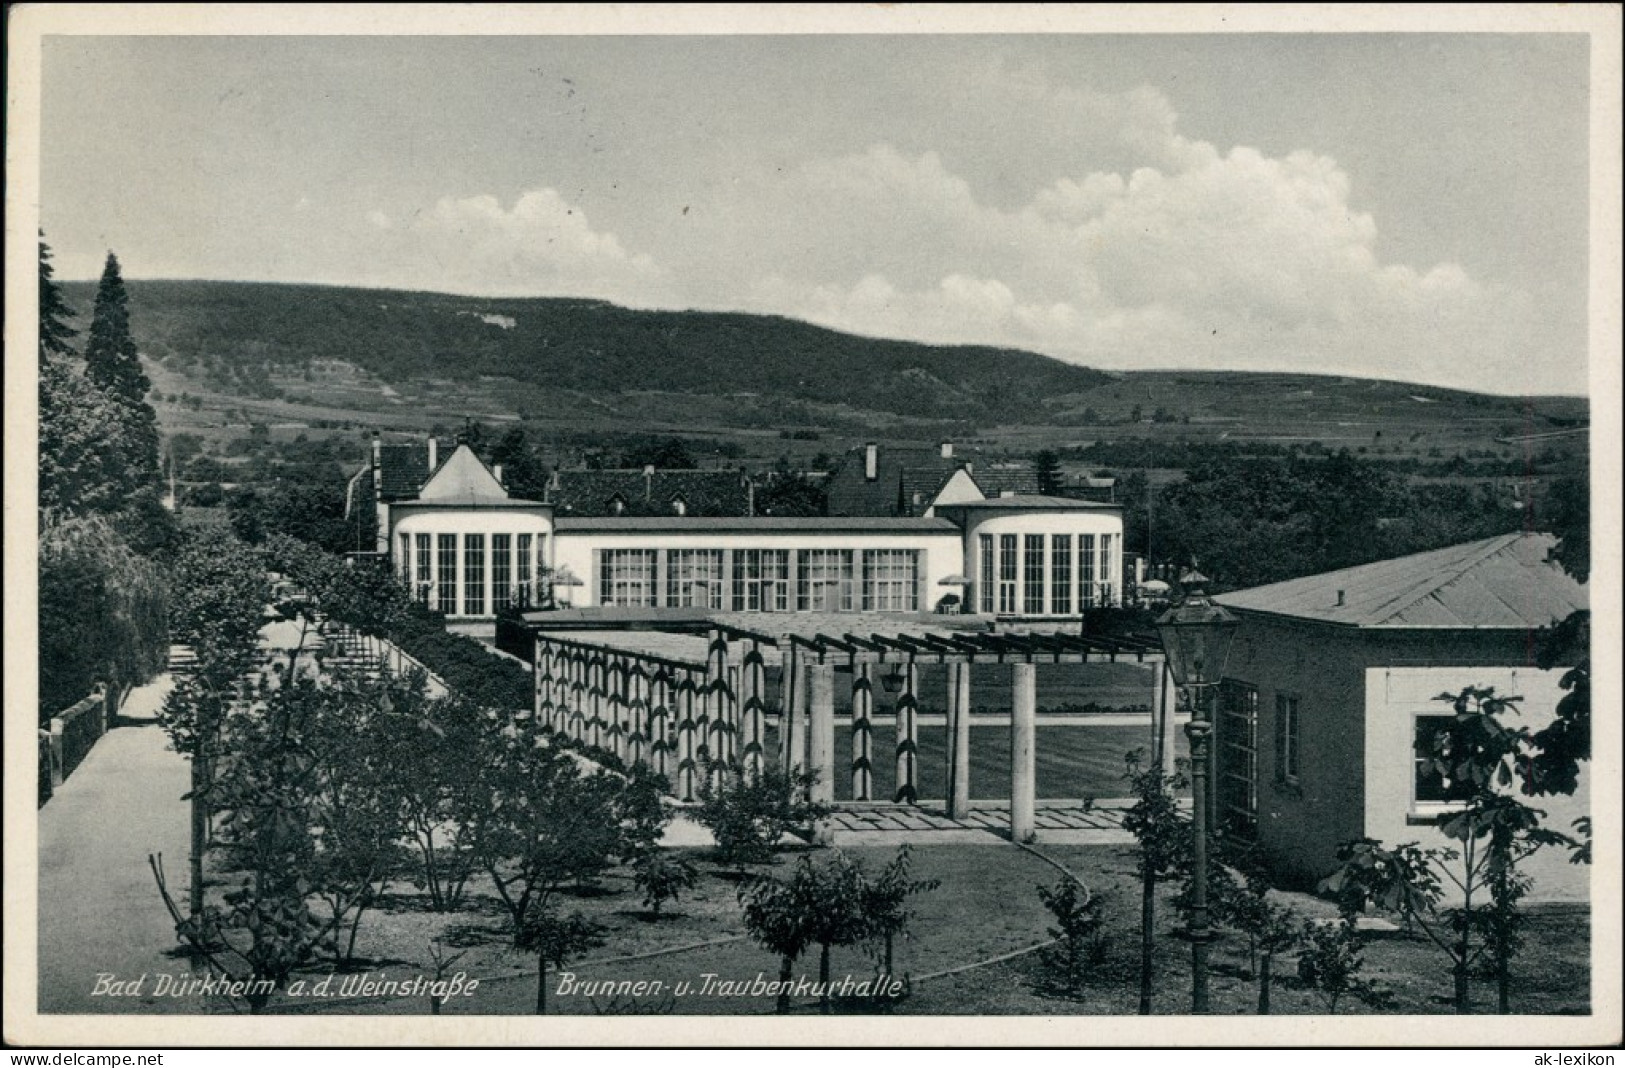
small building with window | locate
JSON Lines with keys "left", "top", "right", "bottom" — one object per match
{"left": 1210, "top": 533, "right": 1589, "bottom": 901}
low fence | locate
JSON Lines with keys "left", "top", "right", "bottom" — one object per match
{"left": 38, "top": 688, "right": 113, "bottom": 806}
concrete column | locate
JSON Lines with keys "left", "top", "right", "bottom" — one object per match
{"left": 649, "top": 668, "right": 670, "bottom": 779}
{"left": 808, "top": 664, "right": 836, "bottom": 807}
{"left": 851, "top": 663, "right": 875, "bottom": 801}
{"left": 893, "top": 663, "right": 920, "bottom": 804}
{"left": 590, "top": 655, "right": 606, "bottom": 750}
{"left": 677, "top": 673, "right": 698, "bottom": 801}
{"left": 1156, "top": 660, "right": 1178, "bottom": 779}
{"left": 628, "top": 662, "right": 647, "bottom": 768}
{"left": 784, "top": 655, "right": 805, "bottom": 776}
{"left": 542, "top": 637, "right": 555, "bottom": 728}
{"left": 947, "top": 662, "right": 973, "bottom": 819}
{"left": 741, "top": 640, "right": 766, "bottom": 776}
{"left": 1011, "top": 662, "right": 1037, "bottom": 842}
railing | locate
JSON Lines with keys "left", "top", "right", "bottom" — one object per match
{"left": 39, "top": 689, "right": 112, "bottom": 804}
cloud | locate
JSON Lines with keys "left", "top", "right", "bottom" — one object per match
{"left": 365, "top": 188, "right": 666, "bottom": 302}
{"left": 720, "top": 98, "right": 1544, "bottom": 391}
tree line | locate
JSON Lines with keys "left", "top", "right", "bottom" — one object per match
{"left": 38, "top": 237, "right": 174, "bottom": 719}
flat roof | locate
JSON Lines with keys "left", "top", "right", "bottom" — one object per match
{"left": 553, "top": 515, "right": 959, "bottom": 534}
{"left": 935, "top": 495, "right": 1121, "bottom": 512}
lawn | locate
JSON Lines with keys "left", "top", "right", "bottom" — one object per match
{"left": 185, "top": 839, "right": 1586, "bottom": 1017}
{"left": 763, "top": 722, "right": 1188, "bottom": 802}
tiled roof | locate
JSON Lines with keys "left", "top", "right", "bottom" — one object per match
{"left": 547, "top": 469, "right": 751, "bottom": 517}
{"left": 970, "top": 464, "right": 1040, "bottom": 498}
{"left": 377, "top": 443, "right": 434, "bottom": 500}
{"left": 898, "top": 466, "right": 961, "bottom": 515}
{"left": 553, "top": 516, "right": 957, "bottom": 534}
{"left": 1215, "top": 533, "right": 1587, "bottom": 628}
{"left": 826, "top": 447, "right": 962, "bottom": 517}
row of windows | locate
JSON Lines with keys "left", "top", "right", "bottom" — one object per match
{"left": 1220, "top": 679, "right": 1476, "bottom": 837}
{"left": 597, "top": 548, "right": 923, "bottom": 613}
{"left": 398, "top": 532, "right": 544, "bottom": 616}
{"left": 977, "top": 533, "right": 1117, "bottom": 615}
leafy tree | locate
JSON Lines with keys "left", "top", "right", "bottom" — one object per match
{"left": 520, "top": 910, "right": 605, "bottom": 1015}
{"left": 38, "top": 515, "right": 169, "bottom": 719}
{"left": 468, "top": 736, "right": 669, "bottom": 944}
{"left": 1036, "top": 878, "right": 1108, "bottom": 994}
{"left": 1207, "top": 848, "right": 1301, "bottom": 1014}
{"left": 1321, "top": 689, "right": 1575, "bottom": 1014}
{"left": 1120, "top": 748, "right": 1188, "bottom": 1015}
{"left": 754, "top": 457, "right": 827, "bottom": 517}
{"left": 159, "top": 531, "right": 271, "bottom": 918}
{"left": 83, "top": 252, "right": 160, "bottom": 487}
{"left": 737, "top": 870, "right": 813, "bottom": 1014}
{"left": 633, "top": 853, "right": 699, "bottom": 918}
{"left": 38, "top": 234, "right": 77, "bottom": 359}
{"left": 1297, "top": 916, "right": 1389, "bottom": 1013}
{"left": 860, "top": 845, "right": 939, "bottom": 978}
{"left": 228, "top": 480, "right": 355, "bottom": 553}
{"left": 39, "top": 352, "right": 148, "bottom": 518}
{"left": 623, "top": 437, "right": 696, "bottom": 470}
{"left": 490, "top": 426, "right": 552, "bottom": 500}
{"left": 693, "top": 756, "right": 828, "bottom": 868}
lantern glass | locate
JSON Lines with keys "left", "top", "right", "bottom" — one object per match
{"left": 1154, "top": 581, "right": 1239, "bottom": 688}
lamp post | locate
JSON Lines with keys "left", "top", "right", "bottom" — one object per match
{"left": 1154, "top": 568, "right": 1239, "bottom": 1015}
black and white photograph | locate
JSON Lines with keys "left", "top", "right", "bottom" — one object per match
{"left": 5, "top": 3, "right": 1620, "bottom": 1048}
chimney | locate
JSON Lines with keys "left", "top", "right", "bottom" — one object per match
{"left": 940, "top": 441, "right": 954, "bottom": 460}
{"left": 493, "top": 463, "right": 504, "bottom": 485}
{"left": 864, "top": 443, "right": 878, "bottom": 482}
{"left": 1336, "top": 589, "right": 1346, "bottom": 607}
{"left": 427, "top": 437, "right": 438, "bottom": 470}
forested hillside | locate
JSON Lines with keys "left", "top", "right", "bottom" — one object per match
{"left": 62, "top": 280, "right": 1112, "bottom": 423}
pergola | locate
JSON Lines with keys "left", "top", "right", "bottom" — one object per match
{"left": 521, "top": 611, "right": 1174, "bottom": 842}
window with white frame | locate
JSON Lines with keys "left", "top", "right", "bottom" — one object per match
{"left": 516, "top": 534, "right": 532, "bottom": 607}
{"left": 415, "top": 533, "right": 431, "bottom": 604}
{"left": 1023, "top": 535, "right": 1046, "bottom": 614}
{"left": 733, "top": 549, "right": 789, "bottom": 612}
{"left": 1099, "top": 533, "right": 1116, "bottom": 605}
{"left": 1078, "top": 534, "right": 1097, "bottom": 608}
{"left": 669, "top": 549, "right": 725, "bottom": 608}
{"left": 998, "top": 534, "right": 1018, "bottom": 614}
{"left": 862, "top": 549, "right": 919, "bottom": 612}
{"left": 463, "top": 534, "right": 485, "bottom": 616}
{"left": 436, "top": 534, "right": 457, "bottom": 614}
{"left": 797, "top": 549, "right": 854, "bottom": 612}
{"left": 1413, "top": 714, "right": 1476, "bottom": 806}
{"left": 1051, "top": 534, "right": 1072, "bottom": 615}
{"left": 601, "top": 549, "right": 659, "bottom": 607}
{"left": 979, "top": 534, "right": 994, "bottom": 614}
{"left": 492, "top": 534, "right": 513, "bottom": 612}
{"left": 398, "top": 534, "right": 411, "bottom": 579}
{"left": 1274, "top": 693, "right": 1301, "bottom": 785}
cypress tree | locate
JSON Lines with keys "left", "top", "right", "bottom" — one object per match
{"left": 84, "top": 252, "right": 149, "bottom": 400}
{"left": 83, "top": 251, "right": 160, "bottom": 485}
{"left": 38, "top": 233, "right": 78, "bottom": 360}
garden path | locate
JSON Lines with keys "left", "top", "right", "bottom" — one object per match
{"left": 36, "top": 670, "right": 193, "bottom": 1014}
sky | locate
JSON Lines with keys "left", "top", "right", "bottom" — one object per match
{"left": 38, "top": 31, "right": 1593, "bottom": 395}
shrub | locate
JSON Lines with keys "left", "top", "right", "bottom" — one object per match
{"left": 693, "top": 757, "right": 828, "bottom": 868}
{"left": 633, "top": 854, "right": 699, "bottom": 918}
{"left": 1037, "top": 878, "right": 1109, "bottom": 993}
